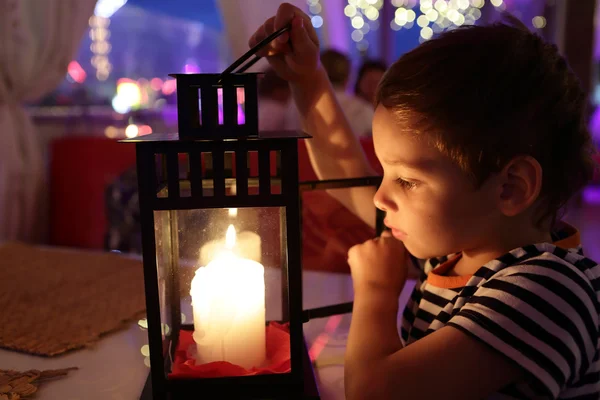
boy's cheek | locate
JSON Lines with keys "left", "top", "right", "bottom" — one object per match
{"left": 406, "top": 216, "right": 461, "bottom": 258}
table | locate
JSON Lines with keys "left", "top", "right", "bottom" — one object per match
{"left": 0, "top": 266, "right": 415, "bottom": 400}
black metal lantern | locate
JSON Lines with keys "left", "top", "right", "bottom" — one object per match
{"left": 124, "top": 73, "right": 317, "bottom": 399}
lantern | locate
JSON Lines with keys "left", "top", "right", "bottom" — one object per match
{"left": 125, "top": 72, "right": 317, "bottom": 399}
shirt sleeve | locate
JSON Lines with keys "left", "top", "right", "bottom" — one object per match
{"left": 447, "top": 258, "right": 599, "bottom": 398}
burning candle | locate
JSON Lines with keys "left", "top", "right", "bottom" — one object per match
{"left": 198, "top": 230, "right": 261, "bottom": 266}
{"left": 191, "top": 225, "right": 266, "bottom": 368}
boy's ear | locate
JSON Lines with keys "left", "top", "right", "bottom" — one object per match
{"left": 496, "top": 155, "right": 543, "bottom": 217}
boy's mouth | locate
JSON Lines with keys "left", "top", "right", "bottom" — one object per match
{"left": 384, "top": 219, "right": 407, "bottom": 240}
{"left": 390, "top": 228, "right": 407, "bottom": 240}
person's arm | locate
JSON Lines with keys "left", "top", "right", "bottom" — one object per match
{"left": 290, "top": 69, "right": 378, "bottom": 227}
{"left": 345, "top": 260, "right": 598, "bottom": 399}
{"left": 249, "top": 3, "right": 378, "bottom": 227}
{"left": 345, "top": 236, "right": 524, "bottom": 400}
{"left": 345, "top": 307, "right": 524, "bottom": 400}
{"left": 344, "top": 267, "right": 523, "bottom": 399}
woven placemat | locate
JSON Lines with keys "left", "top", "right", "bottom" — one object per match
{"left": 0, "top": 242, "right": 146, "bottom": 356}
{"left": 0, "top": 367, "right": 77, "bottom": 399}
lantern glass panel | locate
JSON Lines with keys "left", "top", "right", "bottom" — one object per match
{"left": 153, "top": 199, "right": 289, "bottom": 375}
{"left": 154, "top": 209, "right": 175, "bottom": 344}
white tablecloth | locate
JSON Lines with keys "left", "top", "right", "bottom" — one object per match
{"left": 0, "top": 265, "right": 415, "bottom": 400}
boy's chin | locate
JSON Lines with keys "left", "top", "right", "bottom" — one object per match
{"left": 404, "top": 242, "right": 443, "bottom": 261}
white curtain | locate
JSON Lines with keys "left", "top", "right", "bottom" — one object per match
{"left": 216, "top": 0, "right": 309, "bottom": 71}
{"left": 0, "top": 0, "right": 96, "bottom": 242}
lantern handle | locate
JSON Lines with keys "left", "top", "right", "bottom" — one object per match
{"left": 218, "top": 24, "right": 292, "bottom": 81}
{"left": 301, "top": 257, "right": 421, "bottom": 322}
{"left": 302, "top": 302, "right": 353, "bottom": 322}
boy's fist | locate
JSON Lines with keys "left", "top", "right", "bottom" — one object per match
{"left": 347, "top": 231, "right": 409, "bottom": 295}
{"left": 248, "top": 3, "right": 320, "bottom": 82}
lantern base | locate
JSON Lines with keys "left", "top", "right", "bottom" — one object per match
{"left": 139, "top": 336, "right": 320, "bottom": 399}
{"left": 169, "top": 322, "right": 291, "bottom": 378}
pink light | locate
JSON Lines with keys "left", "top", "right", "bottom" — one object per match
{"left": 308, "top": 314, "right": 343, "bottom": 362}
{"left": 236, "top": 87, "right": 245, "bottom": 104}
{"left": 117, "top": 77, "right": 135, "bottom": 85}
{"left": 237, "top": 104, "right": 245, "bottom": 125}
{"left": 162, "top": 79, "right": 177, "bottom": 95}
{"left": 67, "top": 61, "right": 86, "bottom": 84}
{"left": 183, "top": 63, "right": 201, "bottom": 74}
{"left": 138, "top": 125, "right": 153, "bottom": 136}
{"left": 583, "top": 186, "right": 600, "bottom": 205}
{"left": 217, "top": 88, "right": 223, "bottom": 125}
{"left": 324, "top": 314, "right": 342, "bottom": 332}
{"left": 150, "top": 77, "right": 163, "bottom": 91}
{"left": 237, "top": 87, "right": 245, "bottom": 125}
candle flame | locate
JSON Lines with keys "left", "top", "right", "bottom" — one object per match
{"left": 225, "top": 224, "right": 236, "bottom": 249}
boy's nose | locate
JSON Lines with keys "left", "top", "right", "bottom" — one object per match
{"left": 373, "top": 185, "right": 395, "bottom": 212}
{"left": 374, "top": 198, "right": 386, "bottom": 211}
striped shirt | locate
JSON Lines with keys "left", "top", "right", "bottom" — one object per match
{"left": 401, "top": 224, "right": 600, "bottom": 399}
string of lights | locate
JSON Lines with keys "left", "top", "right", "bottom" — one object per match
{"left": 89, "top": 0, "right": 128, "bottom": 81}
{"left": 89, "top": 16, "right": 112, "bottom": 81}
{"left": 389, "top": 1, "right": 545, "bottom": 42}
{"left": 391, "top": 0, "right": 490, "bottom": 42}
{"left": 310, "top": 0, "right": 545, "bottom": 56}
{"left": 307, "top": 0, "right": 324, "bottom": 29}
{"left": 344, "top": 0, "right": 384, "bottom": 52}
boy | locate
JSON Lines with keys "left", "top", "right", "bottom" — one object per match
{"left": 249, "top": 4, "right": 599, "bottom": 399}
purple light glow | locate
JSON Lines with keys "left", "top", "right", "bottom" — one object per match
{"left": 217, "top": 88, "right": 224, "bottom": 125}
{"left": 183, "top": 63, "right": 201, "bottom": 74}
{"left": 583, "top": 186, "right": 600, "bottom": 205}
{"left": 214, "top": 88, "right": 245, "bottom": 125}
{"left": 237, "top": 104, "right": 245, "bottom": 125}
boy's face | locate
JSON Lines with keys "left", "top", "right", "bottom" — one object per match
{"left": 372, "top": 105, "right": 501, "bottom": 259}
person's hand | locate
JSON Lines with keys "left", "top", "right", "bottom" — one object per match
{"left": 347, "top": 231, "right": 409, "bottom": 295}
{"left": 248, "top": 3, "right": 320, "bottom": 83}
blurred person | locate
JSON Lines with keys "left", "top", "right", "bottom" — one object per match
{"left": 354, "top": 59, "right": 387, "bottom": 104}
{"left": 104, "top": 167, "right": 141, "bottom": 254}
{"left": 285, "top": 49, "right": 374, "bottom": 137}
{"left": 258, "top": 67, "right": 291, "bottom": 131}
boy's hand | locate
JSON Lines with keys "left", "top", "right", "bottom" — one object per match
{"left": 347, "top": 231, "right": 408, "bottom": 295}
{"left": 248, "top": 3, "right": 320, "bottom": 83}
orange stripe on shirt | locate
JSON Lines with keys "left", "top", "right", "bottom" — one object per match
{"left": 426, "top": 223, "right": 580, "bottom": 289}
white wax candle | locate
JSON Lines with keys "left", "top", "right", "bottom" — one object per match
{"left": 191, "top": 225, "right": 266, "bottom": 369}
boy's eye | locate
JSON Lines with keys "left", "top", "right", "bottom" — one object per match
{"left": 395, "top": 177, "right": 417, "bottom": 190}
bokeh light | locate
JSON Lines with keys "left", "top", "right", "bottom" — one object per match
{"left": 125, "top": 124, "right": 139, "bottom": 138}
{"left": 311, "top": 15, "right": 324, "bottom": 28}
{"left": 420, "top": 26, "right": 434, "bottom": 40}
{"left": 392, "top": 0, "right": 483, "bottom": 34}
{"left": 532, "top": 16, "right": 547, "bottom": 29}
